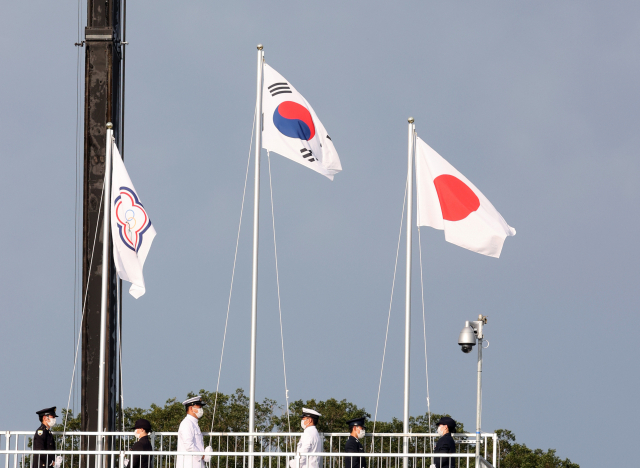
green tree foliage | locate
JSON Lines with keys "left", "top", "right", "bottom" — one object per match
{"left": 492, "top": 429, "right": 579, "bottom": 468}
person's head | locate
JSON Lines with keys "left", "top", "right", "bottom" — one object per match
{"left": 434, "top": 417, "right": 456, "bottom": 436}
{"left": 36, "top": 407, "right": 59, "bottom": 428}
{"left": 133, "top": 419, "right": 152, "bottom": 439}
{"left": 183, "top": 396, "right": 207, "bottom": 419}
{"left": 300, "top": 408, "right": 322, "bottom": 430}
{"left": 188, "top": 404, "right": 203, "bottom": 419}
{"left": 347, "top": 417, "right": 367, "bottom": 439}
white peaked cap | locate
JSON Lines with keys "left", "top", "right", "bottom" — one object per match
{"left": 183, "top": 395, "right": 206, "bottom": 406}
{"left": 301, "top": 408, "right": 322, "bottom": 418}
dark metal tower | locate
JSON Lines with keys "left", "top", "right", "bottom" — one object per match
{"left": 81, "top": 0, "right": 122, "bottom": 440}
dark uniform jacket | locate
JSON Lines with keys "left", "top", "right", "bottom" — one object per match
{"left": 33, "top": 424, "right": 56, "bottom": 468}
{"left": 344, "top": 436, "right": 365, "bottom": 468}
{"left": 130, "top": 436, "right": 153, "bottom": 468}
{"left": 433, "top": 433, "right": 456, "bottom": 468}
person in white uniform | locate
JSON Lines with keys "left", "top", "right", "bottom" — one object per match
{"left": 289, "top": 408, "right": 323, "bottom": 468}
{"left": 177, "top": 396, "right": 211, "bottom": 468}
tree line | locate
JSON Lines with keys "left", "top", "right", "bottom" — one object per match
{"left": 56, "top": 388, "right": 579, "bottom": 468}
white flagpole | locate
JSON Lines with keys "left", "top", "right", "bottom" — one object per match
{"left": 403, "top": 117, "right": 415, "bottom": 468}
{"left": 249, "top": 44, "right": 264, "bottom": 466}
{"left": 96, "top": 122, "right": 114, "bottom": 468}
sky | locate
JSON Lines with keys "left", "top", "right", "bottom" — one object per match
{"left": 1, "top": 1, "right": 639, "bottom": 466}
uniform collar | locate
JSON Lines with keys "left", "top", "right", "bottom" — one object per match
{"left": 304, "top": 425, "right": 317, "bottom": 433}
{"left": 186, "top": 414, "right": 199, "bottom": 423}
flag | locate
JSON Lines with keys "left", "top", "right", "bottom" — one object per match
{"left": 110, "top": 143, "right": 156, "bottom": 298}
{"left": 262, "top": 63, "right": 342, "bottom": 180}
{"left": 415, "top": 137, "right": 515, "bottom": 258}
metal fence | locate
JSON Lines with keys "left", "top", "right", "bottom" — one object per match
{"left": 1, "top": 432, "right": 497, "bottom": 468}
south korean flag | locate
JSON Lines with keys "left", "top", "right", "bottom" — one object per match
{"left": 262, "top": 63, "right": 342, "bottom": 180}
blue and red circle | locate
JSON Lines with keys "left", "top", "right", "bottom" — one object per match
{"left": 273, "top": 101, "right": 315, "bottom": 141}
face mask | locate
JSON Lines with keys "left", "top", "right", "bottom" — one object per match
{"left": 134, "top": 430, "right": 141, "bottom": 440}
{"left": 48, "top": 418, "right": 57, "bottom": 427}
{"left": 301, "top": 420, "right": 307, "bottom": 430}
{"left": 357, "top": 428, "right": 366, "bottom": 439}
{"left": 436, "top": 427, "right": 444, "bottom": 436}
{"left": 194, "top": 408, "right": 204, "bottom": 419}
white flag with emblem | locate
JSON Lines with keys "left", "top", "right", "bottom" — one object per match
{"left": 110, "top": 143, "right": 156, "bottom": 298}
{"left": 262, "top": 63, "right": 342, "bottom": 180}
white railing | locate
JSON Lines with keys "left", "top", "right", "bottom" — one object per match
{"left": 1, "top": 432, "right": 497, "bottom": 468}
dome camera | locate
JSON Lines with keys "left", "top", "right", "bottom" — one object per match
{"left": 458, "top": 323, "right": 476, "bottom": 354}
{"left": 460, "top": 344, "right": 474, "bottom": 354}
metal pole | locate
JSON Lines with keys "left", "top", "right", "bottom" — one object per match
{"left": 97, "top": 123, "right": 114, "bottom": 468}
{"left": 476, "top": 336, "right": 483, "bottom": 466}
{"left": 249, "top": 44, "right": 264, "bottom": 468}
{"left": 403, "top": 117, "right": 415, "bottom": 468}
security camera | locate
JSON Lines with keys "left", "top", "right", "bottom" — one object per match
{"left": 458, "top": 322, "right": 477, "bottom": 354}
{"left": 460, "top": 344, "right": 474, "bottom": 354}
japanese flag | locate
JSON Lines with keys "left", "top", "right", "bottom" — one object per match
{"left": 262, "top": 63, "right": 342, "bottom": 180}
{"left": 110, "top": 142, "right": 156, "bottom": 298}
{"left": 415, "top": 137, "right": 515, "bottom": 258}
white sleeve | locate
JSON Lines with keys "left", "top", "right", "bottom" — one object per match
{"left": 178, "top": 422, "right": 198, "bottom": 452}
{"left": 299, "top": 433, "right": 313, "bottom": 453}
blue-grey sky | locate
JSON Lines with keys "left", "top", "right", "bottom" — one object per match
{"left": 1, "top": 1, "right": 638, "bottom": 466}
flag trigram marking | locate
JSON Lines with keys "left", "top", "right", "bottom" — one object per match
{"left": 268, "top": 82, "right": 292, "bottom": 97}
{"left": 300, "top": 148, "right": 315, "bottom": 163}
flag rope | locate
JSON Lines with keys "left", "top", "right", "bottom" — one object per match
{"left": 209, "top": 105, "right": 256, "bottom": 440}
{"left": 417, "top": 225, "right": 433, "bottom": 451}
{"left": 372, "top": 179, "right": 408, "bottom": 435}
{"left": 266, "top": 150, "right": 293, "bottom": 449}
{"left": 63, "top": 180, "right": 105, "bottom": 440}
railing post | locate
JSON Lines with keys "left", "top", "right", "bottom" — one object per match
{"left": 119, "top": 452, "right": 124, "bottom": 468}
{"left": 5, "top": 431, "right": 10, "bottom": 468}
{"left": 12, "top": 432, "right": 19, "bottom": 468}
{"left": 492, "top": 434, "right": 497, "bottom": 468}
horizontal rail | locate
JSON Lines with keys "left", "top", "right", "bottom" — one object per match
{"left": 0, "top": 432, "right": 492, "bottom": 438}
{"left": 0, "top": 451, "right": 476, "bottom": 458}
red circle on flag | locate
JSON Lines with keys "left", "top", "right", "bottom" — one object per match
{"left": 434, "top": 174, "right": 480, "bottom": 221}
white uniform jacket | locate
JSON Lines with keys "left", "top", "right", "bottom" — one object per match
{"left": 176, "top": 415, "right": 204, "bottom": 468}
{"left": 289, "top": 426, "right": 323, "bottom": 468}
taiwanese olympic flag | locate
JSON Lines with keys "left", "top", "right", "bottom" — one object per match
{"left": 415, "top": 137, "right": 515, "bottom": 258}
{"left": 110, "top": 143, "right": 156, "bottom": 298}
{"left": 262, "top": 63, "right": 342, "bottom": 180}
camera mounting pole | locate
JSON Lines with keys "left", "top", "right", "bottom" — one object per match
{"left": 458, "top": 315, "right": 488, "bottom": 466}
{"left": 474, "top": 315, "right": 486, "bottom": 466}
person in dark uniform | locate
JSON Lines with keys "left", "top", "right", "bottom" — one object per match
{"left": 33, "top": 407, "right": 59, "bottom": 468}
{"left": 344, "top": 417, "right": 366, "bottom": 468}
{"left": 129, "top": 419, "right": 153, "bottom": 468}
{"left": 433, "top": 417, "right": 457, "bottom": 468}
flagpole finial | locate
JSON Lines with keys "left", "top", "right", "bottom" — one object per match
{"left": 257, "top": 44, "right": 263, "bottom": 50}
{"left": 106, "top": 122, "right": 113, "bottom": 129}
{"left": 408, "top": 117, "right": 414, "bottom": 123}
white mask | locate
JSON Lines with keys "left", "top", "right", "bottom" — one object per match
{"left": 436, "top": 426, "right": 444, "bottom": 436}
{"left": 357, "top": 428, "right": 365, "bottom": 439}
{"left": 48, "top": 418, "right": 57, "bottom": 427}
{"left": 134, "top": 430, "right": 141, "bottom": 440}
{"left": 300, "top": 420, "right": 307, "bottom": 430}
{"left": 194, "top": 408, "right": 204, "bottom": 419}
